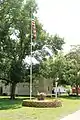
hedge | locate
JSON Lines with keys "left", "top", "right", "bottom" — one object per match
{"left": 22, "top": 99, "right": 62, "bottom": 108}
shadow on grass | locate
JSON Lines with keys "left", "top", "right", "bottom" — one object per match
{"left": 59, "top": 95, "right": 80, "bottom": 100}
{"left": 0, "top": 97, "right": 28, "bottom": 110}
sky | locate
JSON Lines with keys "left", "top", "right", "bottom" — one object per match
{"left": 36, "top": 0, "right": 80, "bottom": 53}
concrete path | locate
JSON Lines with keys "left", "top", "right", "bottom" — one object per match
{"left": 60, "top": 110, "right": 80, "bottom": 120}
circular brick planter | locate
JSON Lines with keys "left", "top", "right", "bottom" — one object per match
{"left": 22, "top": 99, "right": 62, "bottom": 108}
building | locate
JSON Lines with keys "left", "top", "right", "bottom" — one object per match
{"left": 0, "top": 78, "right": 66, "bottom": 96}
{"left": 0, "top": 77, "right": 53, "bottom": 96}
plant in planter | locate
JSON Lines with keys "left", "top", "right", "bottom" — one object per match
{"left": 37, "top": 92, "right": 46, "bottom": 100}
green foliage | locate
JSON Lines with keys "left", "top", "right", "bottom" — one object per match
{"left": 65, "top": 45, "right": 80, "bottom": 95}
{"left": 0, "top": 0, "right": 38, "bottom": 99}
{"left": 39, "top": 53, "right": 68, "bottom": 85}
{"left": 0, "top": 0, "right": 65, "bottom": 99}
{"left": 39, "top": 46, "right": 80, "bottom": 94}
{"left": 46, "top": 34, "right": 65, "bottom": 54}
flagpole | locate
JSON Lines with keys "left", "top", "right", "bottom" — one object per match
{"left": 30, "top": 7, "right": 32, "bottom": 100}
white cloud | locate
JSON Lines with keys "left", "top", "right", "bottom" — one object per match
{"left": 37, "top": 0, "right": 80, "bottom": 52}
{"left": 24, "top": 56, "right": 39, "bottom": 65}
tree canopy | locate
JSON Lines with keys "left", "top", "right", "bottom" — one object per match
{"left": 0, "top": 0, "right": 65, "bottom": 99}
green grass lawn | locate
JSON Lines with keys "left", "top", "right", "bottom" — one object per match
{"left": 0, "top": 96, "right": 80, "bottom": 120}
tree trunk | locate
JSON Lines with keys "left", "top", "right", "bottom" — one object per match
{"left": 76, "top": 85, "right": 78, "bottom": 96}
{"left": 10, "top": 83, "right": 16, "bottom": 100}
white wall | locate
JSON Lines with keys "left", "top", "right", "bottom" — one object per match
{"left": 0, "top": 78, "right": 54, "bottom": 96}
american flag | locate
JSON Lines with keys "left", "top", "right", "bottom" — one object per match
{"left": 32, "top": 15, "right": 36, "bottom": 40}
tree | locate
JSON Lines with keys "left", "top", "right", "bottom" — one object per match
{"left": 0, "top": 0, "right": 65, "bottom": 99}
{"left": 38, "top": 53, "right": 68, "bottom": 87}
{"left": 65, "top": 45, "right": 80, "bottom": 96}
{"left": 0, "top": 0, "right": 38, "bottom": 99}
{"left": 39, "top": 46, "right": 80, "bottom": 96}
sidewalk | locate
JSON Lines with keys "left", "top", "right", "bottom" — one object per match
{"left": 60, "top": 110, "right": 80, "bottom": 120}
